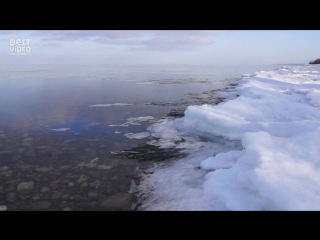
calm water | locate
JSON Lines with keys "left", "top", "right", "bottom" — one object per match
{"left": 0, "top": 64, "right": 279, "bottom": 211}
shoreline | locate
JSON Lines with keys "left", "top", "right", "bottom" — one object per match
{"left": 136, "top": 64, "right": 320, "bottom": 210}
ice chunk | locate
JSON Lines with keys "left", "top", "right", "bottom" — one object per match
{"left": 89, "top": 103, "right": 133, "bottom": 107}
{"left": 50, "top": 128, "right": 70, "bottom": 132}
{"left": 200, "top": 150, "right": 245, "bottom": 170}
{"left": 124, "top": 132, "right": 150, "bottom": 139}
{"left": 127, "top": 116, "right": 155, "bottom": 122}
{"left": 128, "top": 180, "right": 139, "bottom": 193}
{"left": 118, "top": 116, "right": 155, "bottom": 127}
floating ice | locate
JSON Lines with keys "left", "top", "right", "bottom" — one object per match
{"left": 128, "top": 180, "right": 139, "bottom": 193}
{"left": 137, "top": 78, "right": 213, "bottom": 85}
{"left": 124, "top": 132, "right": 150, "bottom": 139}
{"left": 146, "top": 118, "right": 204, "bottom": 151}
{"left": 117, "top": 116, "right": 155, "bottom": 127}
{"left": 89, "top": 103, "right": 133, "bottom": 107}
{"left": 138, "top": 64, "right": 320, "bottom": 210}
{"left": 114, "top": 131, "right": 121, "bottom": 134}
{"left": 127, "top": 116, "right": 155, "bottom": 122}
{"left": 50, "top": 128, "right": 70, "bottom": 132}
{"left": 137, "top": 82, "right": 156, "bottom": 85}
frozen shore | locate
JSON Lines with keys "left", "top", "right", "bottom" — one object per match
{"left": 138, "top": 64, "right": 320, "bottom": 210}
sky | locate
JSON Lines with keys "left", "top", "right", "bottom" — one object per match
{"left": 0, "top": 30, "right": 319, "bottom": 65}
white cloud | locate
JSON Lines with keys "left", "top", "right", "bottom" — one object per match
{"left": 29, "top": 30, "right": 222, "bottom": 51}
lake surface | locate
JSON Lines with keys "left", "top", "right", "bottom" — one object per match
{"left": 0, "top": 64, "right": 279, "bottom": 211}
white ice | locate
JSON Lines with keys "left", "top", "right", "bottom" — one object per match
{"left": 138, "top": 64, "right": 320, "bottom": 210}
{"left": 88, "top": 103, "right": 133, "bottom": 107}
{"left": 116, "top": 116, "right": 155, "bottom": 127}
{"left": 128, "top": 180, "right": 139, "bottom": 193}
{"left": 50, "top": 128, "right": 70, "bottom": 131}
{"left": 124, "top": 132, "right": 150, "bottom": 139}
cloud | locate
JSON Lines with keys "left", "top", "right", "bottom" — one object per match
{"left": 41, "top": 42, "right": 63, "bottom": 47}
{"left": 0, "top": 30, "right": 21, "bottom": 35}
{"left": 141, "top": 35, "right": 214, "bottom": 51}
{"left": 29, "top": 30, "right": 222, "bottom": 51}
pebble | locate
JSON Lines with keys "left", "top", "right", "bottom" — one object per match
{"left": 60, "top": 165, "right": 71, "bottom": 169}
{"left": 22, "top": 142, "right": 33, "bottom": 147}
{"left": 88, "top": 170, "right": 101, "bottom": 178}
{"left": 61, "top": 194, "right": 70, "bottom": 200}
{"left": 90, "top": 158, "right": 99, "bottom": 163}
{"left": 31, "top": 196, "right": 40, "bottom": 201}
{"left": 20, "top": 195, "right": 31, "bottom": 200}
{"left": 0, "top": 166, "right": 9, "bottom": 172}
{"left": 99, "top": 193, "right": 133, "bottom": 211}
{"left": 77, "top": 162, "right": 85, "bottom": 167}
{"left": 69, "top": 194, "right": 81, "bottom": 201}
{"left": 97, "top": 165, "right": 113, "bottom": 170}
{"left": 5, "top": 191, "right": 19, "bottom": 203}
{"left": 85, "top": 163, "right": 97, "bottom": 169}
{"left": 76, "top": 177, "right": 87, "bottom": 184}
{"left": 62, "top": 207, "right": 73, "bottom": 211}
{"left": 41, "top": 186, "right": 51, "bottom": 193}
{"left": 87, "top": 191, "right": 100, "bottom": 199}
{"left": 90, "top": 180, "right": 100, "bottom": 188}
{"left": 11, "top": 155, "right": 21, "bottom": 161}
{"left": 17, "top": 181, "right": 35, "bottom": 193}
{"left": 52, "top": 192, "right": 62, "bottom": 199}
{"left": 81, "top": 182, "right": 89, "bottom": 187}
{"left": 6, "top": 179, "right": 20, "bottom": 185}
{"left": 16, "top": 164, "right": 31, "bottom": 169}
{"left": 36, "top": 146, "right": 52, "bottom": 150}
{"left": 29, "top": 202, "right": 51, "bottom": 211}
{"left": 34, "top": 167, "right": 53, "bottom": 173}
{"left": 75, "top": 202, "right": 97, "bottom": 208}
{"left": 68, "top": 182, "right": 75, "bottom": 187}
{"left": 4, "top": 184, "right": 16, "bottom": 193}
{"left": 0, "top": 171, "right": 13, "bottom": 177}
{"left": 0, "top": 205, "right": 7, "bottom": 211}
{"left": 24, "top": 150, "right": 36, "bottom": 157}
{"left": 110, "top": 176, "right": 118, "bottom": 181}
{"left": 22, "top": 137, "right": 33, "bottom": 142}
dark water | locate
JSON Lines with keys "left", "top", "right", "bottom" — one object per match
{"left": 0, "top": 64, "right": 278, "bottom": 211}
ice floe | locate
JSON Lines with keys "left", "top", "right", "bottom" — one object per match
{"left": 89, "top": 103, "right": 133, "bottom": 107}
{"left": 50, "top": 128, "right": 70, "bottom": 132}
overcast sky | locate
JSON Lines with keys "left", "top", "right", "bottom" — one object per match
{"left": 0, "top": 30, "right": 319, "bottom": 65}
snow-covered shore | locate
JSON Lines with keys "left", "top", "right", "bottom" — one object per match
{"left": 138, "top": 64, "right": 320, "bottom": 210}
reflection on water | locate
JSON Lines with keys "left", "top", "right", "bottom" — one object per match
{"left": 0, "top": 64, "right": 278, "bottom": 211}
